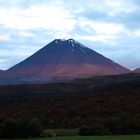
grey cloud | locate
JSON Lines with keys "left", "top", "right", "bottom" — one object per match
{"left": 72, "top": 25, "right": 96, "bottom": 36}
{"left": 0, "top": 0, "right": 53, "bottom": 8}
{"left": 67, "top": 0, "right": 140, "bottom": 31}
{"left": 120, "top": 10, "right": 140, "bottom": 30}
{"left": 78, "top": 9, "right": 108, "bottom": 21}
{"left": 132, "top": 0, "right": 140, "bottom": 5}
{"left": 0, "top": 0, "right": 140, "bottom": 69}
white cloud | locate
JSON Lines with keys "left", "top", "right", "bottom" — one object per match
{"left": 0, "top": 34, "right": 10, "bottom": 40}
{"left": 76, "top": 18, "right": 125, "bottom": 43}
{"left": 0, "top": 5, "right": 76, "bottom": 32}
{"left": 75, "top": 34, "right": 117, "bottom": 44}
{"left": 0, "top": 45, "right": 38, "bottom": 70}
{"left": 0, "top": 0, "right": 140, "bottom": 69}
{"left": 133, "top": 29, "right": 140, "bottom": 36}
{"left": 106, "top": 0, "right": 137, "bottom": 14}
{"left": 0, "top": 59, "right": 6, "bottom": 65}
{"left": 80, "top": 20, "right": 124, "bottom": 35}
{"left": 0, "top": 45, "right": 37, "bottom": 57}
{"left": 0, "top": 59, "right": 8, "bottom": 70}
{"left": 19, "top": 31, "right": 34, "bottom": 37}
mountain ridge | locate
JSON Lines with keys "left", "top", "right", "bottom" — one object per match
{"left": 7, "top": 39, "right": 130, "bottom": 76}
{"left": 0, "top": 39, "right": 130, "bottom": 85}
{"left": 133, "top": 68, "right": 140, "bottom": 73}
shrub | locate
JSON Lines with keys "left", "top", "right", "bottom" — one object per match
{"left": 79, "top": 126, "right": 96, "bottom": 136}
{"left": 43, "top": 129, "right": 79, "bottom": 137}
{"left": 0, "top": 118, "right": 42, "bottom": 138}
{"left": 43, "top": 130, "right": 56, "bottom": 137}
{"left": 0, "top": 119, "right": 18, "bottom": 138}
{"left": 79, "top": 125, "right": 111, "bottom": 136}
{"left": 24, "top": 119, "right": 42, "bottom": 138}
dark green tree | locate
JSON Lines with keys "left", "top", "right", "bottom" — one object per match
{"left": 0, "top": 119, "right": 18, "bottom": 138}
{"left": 24, "top": 119, "right": 42, "bottom": 138}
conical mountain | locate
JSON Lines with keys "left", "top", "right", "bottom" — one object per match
{"left": 7, "top": 39, "right": 130, "bottom": 79}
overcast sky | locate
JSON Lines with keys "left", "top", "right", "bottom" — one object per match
{"left": 0, "top": 0, "right": 140, "bottom": 70}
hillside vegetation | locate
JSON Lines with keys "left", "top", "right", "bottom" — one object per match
{"left": 0, "top": 73, "right": 140, "bottom": 135}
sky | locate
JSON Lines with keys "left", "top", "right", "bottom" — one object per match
{"left": 0, "top": 0, "right": 140, "bottom": 70}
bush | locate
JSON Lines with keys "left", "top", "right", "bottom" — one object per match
{"left": 43, "top": 130, "right": 56, "bottom": 137}
{"left": 24, "top": 119, "right": 42, "bottom": 138}
{"left": 79, "top": 126, "right": 96, "bottom": 136}
{"left": 79, "top": 125, "right": 111, "bottom": 136}
{"left": 54, "top": 129, "right": 79, "bottom": 136}
{"left": 0, "top": 118, "right": 42, "bottom": 138}
{"left": 0, "top": 119, "right": 18, "bottom": 138}
{"left": 43, "top": 129, "right": 79, "bottom": 137}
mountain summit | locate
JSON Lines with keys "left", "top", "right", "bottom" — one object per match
{"left": 7, "top": 39, "right": 129, "bottom": 81}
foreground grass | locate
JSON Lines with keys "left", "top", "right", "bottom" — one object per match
{"left": 21, "top": 135, "right": 140, "bottom": 140}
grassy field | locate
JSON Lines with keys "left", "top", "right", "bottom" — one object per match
{"left": 21, "top": 135, "right": 140, "bottom": 140}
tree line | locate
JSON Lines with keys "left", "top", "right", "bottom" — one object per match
{"left": 0, "top": 119, "right": 42, "bottom": 138}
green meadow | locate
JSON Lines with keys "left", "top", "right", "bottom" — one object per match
{"left": 21, "top": 135, "right": 140, "bottom": 140}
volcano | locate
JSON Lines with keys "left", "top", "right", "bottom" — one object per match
{"left": 7, "top": 39, "right": 130, "bottom": 82}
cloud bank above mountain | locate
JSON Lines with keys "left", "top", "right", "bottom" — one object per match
{"left": 0, "top": 0, "right": 140, "bottom": 70}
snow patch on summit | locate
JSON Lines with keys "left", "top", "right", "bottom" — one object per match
{"left": 72, "top": 43, "right": 75, "bottom": 47}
